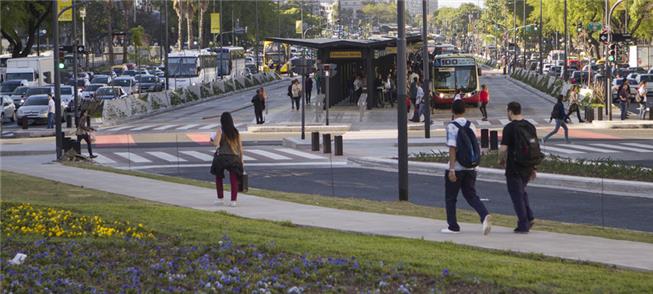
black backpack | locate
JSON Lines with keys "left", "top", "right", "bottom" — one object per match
{"left": 287, "top": 84, "right": 293, "bottom": 97}
{"left": 452, "top": 121, "right": 481, "bottom": 168}
{"left": 513, "top": 121, "right": 545, "bottom": 167}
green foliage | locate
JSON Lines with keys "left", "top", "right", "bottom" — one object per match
{"left": 0, "top": 1, "right": 52, "bottom": 57}
{"left": 129, "top": 25, "right": 146, "bottom": 48}
{"left": 170, "top": 89, "right": 184, "bottom": 106}
{"left": 184, "top": 89, "right": 199, "bottom": 102}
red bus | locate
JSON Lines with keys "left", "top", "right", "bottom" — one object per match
{"left": 431, "top": 55, "right": 482, "bottom": 108}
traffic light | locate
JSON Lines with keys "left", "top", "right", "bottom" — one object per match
{"left": 58, "top": 50, "right": 65, "bottom": 69}
{"left": 608, "top": 43, "right": 617, "bottom": 62}
{"left": 576, "top": 22, "right": 583, "bottom": 33}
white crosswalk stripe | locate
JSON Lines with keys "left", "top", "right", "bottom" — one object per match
{"left": 560, "top": 144, "right": 619, "bottom": 153}
{"left": 130, "top": 125, "right": 157, "bottom": 131}
{"left": 176, "top": 124, "right": 201, "bottom": 130}
{"left": 499, "top": 119, "right": 510, "bottom": 126}
{"left": 105, "top": 125, "right": 134, "bottom": 131}
{"left": 242, "top": 155, "right": 256, "bottom": 161}
{"left": 589, "top": 143, "right": 651, "bottom": 153}
{"left": 92, "top": 153, "right": 116, "bottom": 164}
{"left": 476, "top": 119, "right": 491, "bottom": 126}
{"left": 247, "top": 149, "right": 292, "bottom": 160}
{"left": 274, "top": 148, "right": 324, "bottom": 159}
{"left": 153, "top": 124, "right": 179, "bottom": 130}
{"left": 199, "top": 123, "right": 220, "bottom": 130}
{"left": 540, "top": 145, "right": 584, "bottom": 154}
{"left": 526, "top": 119, "right": 539, "bottom": 125}
{"left": 114, "top": 152, "right": 152, "bottom": 163}
{"left": 620, "top": 143, "right": 653, "bottom": 151}
{"left": 179, "top": 150, "right": 214, "bottom": 161}
{"left": 146, "top": 151, "right": 187, "bottom": 162}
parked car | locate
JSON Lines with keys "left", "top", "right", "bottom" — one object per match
{"left": 94, "top": 86, "right": 127, "bottom": 100}
{"left": 111, "top": 65, "right": 127, "bottom": 76}
{"left": 80, "top": 83, "right": 106, "bottom": 100}
{"left": 60, "top": 86, "right": 78, "bottom": 111}
{"left": 15, "top": 94, "right": 65, "bottom": 125}
{"left": 91, "top": 74, "right": 112, "bottom": 85}
{"left": 10, "top": 86, "right": 29, "bottom": 108}
{"left": 25, "top": 86, "right": 54, "bottom": 98}
{"left": 111, "top": 76, "right": 136, "bottom": 95}
{"left": 1, "top": 79, "right": 29, "bottom": 95}
{"left": 122, "top": 70, "right": 137, "bottom": 77}
{"left": 152, "top": 69, "right": 165, "bottom": 77}
{"left": 547, "top": 66, "right": 562, "bottom": 77}
{"left": 135, "top": 75, "right": 163, "bottom": 92}
{"left": 136, "top": 69, "right": 150, "bottom": 76}
{"left": 2, "top": 95, "right": 16, "bottom": 122}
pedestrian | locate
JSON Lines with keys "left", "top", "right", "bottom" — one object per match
{"left": 47, "top": 94, "right": 55, "bottom": 129}
{"left": 453, "top": 89, "right": 463, "bottom": 101}
{"left": 618, "top": 81, "right": 630, "bottom": 120}
{"left": 441, "top": 100, "right": 492, "bottom": 235}
{"left": 409, "top": 76, "right": 418, "bottom": 107}
{"left": 479, "top": 85, "right": 489, "bottom": 121}
{"left": 566, "top": 86, "right": 585, "bottom": 123}
{"left": 499, "top": 102, "right": 544, "bottom": 234}
{"left": 210, "top": 112, "right": 244, "bottom": 207}
{"left": 352, "top": 75, "right": 363, "bottom": 104}
{"left": 291, "top": 78, "right": 302, "bottom": 111}
{"left": 636, "top": 81, "right": 648, "bottom": 119}
{"left": 76, "top": 109, "right": 96, "bottom": 158}
{"left": 304, "top": 74, "right": 313, "bottom": 104}
{"left": 315, "top": 72, "right": 321, "bottom": 95}
{"left": 410, "top": 82, "right": 425, "bottom": 122}
{"left": 251, "top": 87, "right": 265, "bottom": 124}
{"left": 287, "top": 80, "right": 294, "bottom": 110}
{"left": 542, "top": 95, "right": 570, "bottom": 144}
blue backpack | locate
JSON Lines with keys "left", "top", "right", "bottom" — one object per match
{"left": 452, "top": 121, "right": 481, "bottom": 168}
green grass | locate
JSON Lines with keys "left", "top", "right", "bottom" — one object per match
{"left": 412, "top": 150, "right": 653, "bottom": 182}
{"left": 62, "top": 161, "right": 653, "bottom": 244}
{"left": 2, "top": 171, "right": 653, "bottom": 293}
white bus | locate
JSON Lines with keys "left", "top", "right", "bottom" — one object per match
{"left": 167, "top": 50, "right": 218, "bottom": 89}
{"left": 0, "top": 54, "right": 12, "bottom": 82}
{"left": 212, "top": 46, "right": 246, "bottom": 78}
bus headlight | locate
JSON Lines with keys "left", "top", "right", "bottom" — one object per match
{"left": 439, "top": 93, "right": 444, "bottom": 98}
{"left": 191, "top": 82, "right": 197, "bottom": 86}
{"left": 465, "top": 93, "right": 472, "bottom": 98}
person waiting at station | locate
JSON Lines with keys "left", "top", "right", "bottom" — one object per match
{"left": 352, "top": 75, "right": 363, "bottom": 104}
{"left": 304, "top": 74, "right": 313, "bottom": 104}
{"left": 291, "top": 79, "right": 302, "bottom": 111}
{"left": 251, "top": 88, "right": 266, "bottom": 124}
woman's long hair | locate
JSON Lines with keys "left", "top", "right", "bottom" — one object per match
{"left": 220, "top": 112, "right": 240, "bottom": 154}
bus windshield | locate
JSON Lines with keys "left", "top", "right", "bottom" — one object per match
{"left": 168, "top": 57, "right": 198, "bottom": 77}
{"left": 433, "top": 66, "right": 478, "bottom": 92}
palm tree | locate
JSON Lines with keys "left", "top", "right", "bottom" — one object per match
{"left": 173, "top": 0, "right": 185, "bottom": 50}
{"left": 198, "top": 0, "right": 209, "bottom": 49}
{"left": 185, "top": 0, "right": 196, "bottom": 49}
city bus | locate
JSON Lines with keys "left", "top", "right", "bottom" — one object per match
{"left": 431, "top": 54, "right": 482, "bottom": 108}
{"left": 167, "top": 49, "right": 218, "bottom": 89}
{"left": 212, "top": 46, "right": 246, "bottom": 78}
{"left": 262, "top": 41, "right": 290, "bottom": 73}
{"left": 433, "top": 44, "right": 457, "bottom": 56}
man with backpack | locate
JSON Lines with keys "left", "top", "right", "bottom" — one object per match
{"left": 499, "top": 102, "right": 544, "bottom": 234}
{"left": 441, "top": 100, "right": 492, "bottom": 235}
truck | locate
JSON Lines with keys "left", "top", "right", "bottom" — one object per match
{"left": 629, "top": 45, "right": 653, "bottom": 69}
{"left": 5, "top": 56, "right": 54, "bottom": 86}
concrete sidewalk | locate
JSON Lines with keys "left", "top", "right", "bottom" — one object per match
{"left": 2, "top": 155, "right": 653, "bottom": 271}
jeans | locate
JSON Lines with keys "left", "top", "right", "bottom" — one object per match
{"left": 620, "top": 100, "right": 627, "bottom": 120}
{"left": 254, "top": 108, "right": 264, "bottom": 124}
{"left": 479, "top": 102, "right": 488, "bottom": 119}
{"left": 444, "top": 170, "right": 489, "bottom": 231}
{"left": 542, "top": 119, "right": 569, "bottom": 143}
{"left": 47, "top": 112, "right": 54, "bottom": 129}
{"left": 77, "top": 134, "right": 93, "bottom": 156}
{"left": 305, "top": 88, "right": 312, "bottom": 104}
{"left": 292, "top": 97, "right": 300, "bottom": 110}
{"left": 506, "top": 173, "right": 534, "bottom": 231}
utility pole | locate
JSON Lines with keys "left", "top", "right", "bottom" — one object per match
{"left": 72, "top": 0, "right": 79, "bottom": 126}
{"left": 422, "top": 0, "right": 430, "bottom": 138}
{"left": 52, "top": 0, "right": 63, "bottom": 159}
{"left": 397, "top": 0, "right": 408, "bottom": 201}
{"left": 512, "top": 0, "right": 516, "bottom": 73}
{"left": 220, "top": 0, "right": 224, "bottom": 79}
{"left": 563, "top": 0, "right": 568, "bottom": 80}
{"left": 301, "top": 1, "right": 305, "bottom": 39}
{"left": 522, "top": 0, "right": 526, "bottom": 67}
{"left": 255, "top": 0, "right": 260, "bottom": 71}
{"left": 538, "top": 0, "right": 543, "bottom": 74}
{"left": 164, "top": 0, "right": 169, "bottom": 90}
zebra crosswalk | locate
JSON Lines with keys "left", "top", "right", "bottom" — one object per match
{"left": 89, "top": 147, "right": 335, "bottom": 166}
{"left": 537, "top": 142, "right": 653, "bottom": 156}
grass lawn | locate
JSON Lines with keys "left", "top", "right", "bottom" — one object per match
{"left": 62, "top": 161, "right": 653, "bottom": 244}
{"left": 2, "top": 171, "right": 653, "bottom": 293}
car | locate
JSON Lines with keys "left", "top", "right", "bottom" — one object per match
{"left": 569, "top": 71, "right": 589, "bottom": 84}
{"left": 2, "top": 95, "right": 16, "bottom": 123}
{"left": 15, "top": 94, "right": 65, "bottom": 125}
{"left": 91, "top": 74, "right": 112, "bottom": 85}
{"left": 125, "top": 63, "right": 136, "bottom": 70}
{"left": 635, "top": 74, "right": 653, "bottom": 96}
{"left": 542, "top": 64, "right": 552, "bottom": 73}
{"left": 152, "top": 69, "right": 165, "bottom": 77}
{"left": 77, "top": 72, "right": 91, "bottom": 80}
{"left": 10, "top": 86, "right": 29, "bottom": 108}
{"left": 25, "top": 86, "right": 54, "bottom": 98}
{"left": 135, "top": 75, "right": 163, "bottom": 92}
{"left": 1, "top": 80, "right": 29, "bottom": 96}
{"left": 60, "top": 86, "right": 77, "bottom": 111}
{"left": 111, "top": 65, "right": 127, "bottom": 76}
{"left": 70, "top": 78, "right": 90, "bottom": 89}
{"left": 80, "top": 83, "right": 106, "bottom": 100}
{"left": 136, "top": 69, "right": 150, "bottom": 76}
{"left": 94, "top": 86, "right": 127, "bottom": 100}
{"left": 122, "top": 70, "right": 137, "bottom": 77}
{"left": 547, "top": 66, "right": 562, "bottom": 77}
{"left": 111, "top": 76, "right": 136, "bottom": 95}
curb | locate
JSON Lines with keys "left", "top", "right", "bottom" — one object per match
{"left": 100, "top": 78, "right": 287, "bottom": 128}
{"left": 348, "top": 157, "right": 653, "bottom": 199}
{"left": 248, "top": 124, "right": 351, "bottom": 133}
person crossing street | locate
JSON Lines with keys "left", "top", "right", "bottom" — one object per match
{"left": 542, "top": 95, "right": 570, "bottom": 144}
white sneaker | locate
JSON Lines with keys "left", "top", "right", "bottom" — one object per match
{"left": 482, "top": 215, "right": 492, "bottom": 236}
{"left": 213, "top": 199, "right": 225, "bottom": 206}
{"left": 229, "top": 201, "right": 237, "bottom": 207}
{"left": 440, "top": 228, "right": 460, "bottom": 234}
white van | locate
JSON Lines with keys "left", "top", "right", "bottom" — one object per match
{"left": 5, "top": 56, "right": 54, "bottom": 86}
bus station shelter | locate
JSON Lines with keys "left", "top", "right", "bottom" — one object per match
{"left": 265, "top": 36, "right": 422, "bottom": 109}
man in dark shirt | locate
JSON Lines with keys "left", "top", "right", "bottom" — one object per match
{"left": 304, "top": 74, "right": 313, "bottom": 104}
{"left": 251, "top": 88, "right": 266, "bottom": 124}
{"left": 499, "top": 102, "right": 538, "bottom": 233}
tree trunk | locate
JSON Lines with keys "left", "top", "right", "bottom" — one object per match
{"left": 123, "top": 4, "right": 129, "bottom": 63}
{"left": 187, "top": 10, "right": 194, "bottom": 49}
{"left": 108, "top": 0, "right": 114, "bottom": 65}
{"left": 198, "top": 10, "right": 204, "bottom": 49}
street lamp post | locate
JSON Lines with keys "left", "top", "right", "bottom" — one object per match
{"left": 538, "top": 0, "right": 543, "bottom": 74}
{"left": 52, "top": 0, "right": 63, "bottom": 159}
{"left": 512, "top": 0, "right": 516, "bottom": 73}
{"left": 422, "top": 0, "right": 430, "bottom": 138}
{"left": 397, "top": 0, "right": 408, "bottom": 201}
{"left": 563, "top": 0, "right": 568, "bottom": 80}
{"left": 73, "top": 0, "right": 80, "bottom": 126}
{"left": 522, "top": 0, "right": 526, "bottom": 68}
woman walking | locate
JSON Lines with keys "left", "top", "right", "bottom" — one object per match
{"left": 542, "top": 95, "right": 570, "bottom": 144}
{"left": 210, "top": 112, "right": 244, "bottom": 207}
{"left": 637, "top": 81, "right": 648, "bottom": 119}
{"left": 76, "top": 110, "right": 96, "bottom": 158}
{"left": 566, "top": 86, "right": 584, "bottom": 123}
{"left": 291, "top": 79, "right": 302, "bottom": 111}
{"left": 479, "top": 84, "right": 489, "bottom": 121}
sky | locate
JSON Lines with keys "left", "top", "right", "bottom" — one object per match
{"left": 438, "top": 0, "right": 485, "bottom": 8}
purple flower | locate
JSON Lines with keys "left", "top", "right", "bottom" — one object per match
{"left": 441, "top": 268, "right": 449, "bottom": 277}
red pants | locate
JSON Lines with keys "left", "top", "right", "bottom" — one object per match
{"left": 215, "top": 172, "right": 239, "bottom": 201}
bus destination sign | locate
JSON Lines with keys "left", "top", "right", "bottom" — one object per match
{"left": 433, "top": 57, "right": 476, "bottom": 67}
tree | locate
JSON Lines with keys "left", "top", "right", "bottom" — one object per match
{"left": 198, "top": 0, "right": 209, "bottom": 48}
{"left": 1, "top": 1, "right": 52, "bottom": 57}
{"left": 186, "top": 0, "right": 196, "bottom": 49}
{"left": 360, "top": 2, "right": 397, "bottom": 26}
{"left": 129, "top": 25, "right": 146, "bottom": 66}
{"left": 173, "top": 0, "right": 186, "bottom": 50}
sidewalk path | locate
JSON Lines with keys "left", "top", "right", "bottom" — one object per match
{"left": 2, "top": 155, "right": 653, "bottom": 272}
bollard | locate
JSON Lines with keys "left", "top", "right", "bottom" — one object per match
{"left": 650, "top": 107, "right": 653, "bottom": 120}
{"left": 322, "top": 133, "right": 331, "bottom": 154}
{"left": 597, "top": 107, "right": 603, "bottom": 121}
{"left": 334, "top": 135, "right": 343, "bottom": 156}
{"left": 311, "top": 132, "right": 320, "bottom": 151}
{"left": 66, "top": 114, "right": 72, "bottom": 128}
{"left": 21, "top": 118, "right": 28, "bottom": 129}
{"left": 490, "top": 130, "right": 499, "bottom": 150}
{"left": 480, "top": 129, "right": 489, "bottom": 149}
